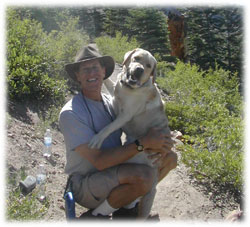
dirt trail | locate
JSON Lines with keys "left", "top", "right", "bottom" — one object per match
{"left": 6, "top": 64, "right": 240, "bottom": 222}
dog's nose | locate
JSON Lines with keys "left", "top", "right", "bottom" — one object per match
{"left": 134, "top": 67, "right": 144, "bottom": 78}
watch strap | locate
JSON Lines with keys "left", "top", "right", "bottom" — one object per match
{"left": 135, "top": 139, "right": 144, "bottom": 152}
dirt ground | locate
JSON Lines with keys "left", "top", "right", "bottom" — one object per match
{"left": 6, "top": 110, "right": 241, "bottom": 222}
{"left": 6, "top": 64, "right": 242, "bottom": 222}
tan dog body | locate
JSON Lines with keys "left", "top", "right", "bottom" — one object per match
{"left": 89, "top": 48, "right": 170, "bottom": 218}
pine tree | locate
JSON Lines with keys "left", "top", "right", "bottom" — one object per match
{"left": 183, "top": 7, "right": 243, "bottom": 77}
{"left": 103, "top": 8, "right": 130, "bottom": 37}
{"left": 220, "top": 8, "right": 243, "bottom": 76}
{"left": 68, "top": 7, "right": 105, "bottom": 40}
{"left": 125, "top": 8, "right": 170, "bottom": 60}
{"left": 184, "top": 7, "right": 221, "bottom": 70}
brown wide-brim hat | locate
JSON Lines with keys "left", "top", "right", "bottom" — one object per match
{"left": 65, "top": 44, "right": 115, "bottom": 81}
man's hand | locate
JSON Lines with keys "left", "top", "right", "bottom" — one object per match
{"left": 145, "top": 145, "right": 174, "bottom": 166}
{"left": 140, "top": 128, "right": 175, "bottom": 151}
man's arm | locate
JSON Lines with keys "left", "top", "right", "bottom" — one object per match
{"left": 75, "top": 142, "right": 139, "bottom": 171}
{"left": 75, "top": 128, "right": 174, "bottom": 170}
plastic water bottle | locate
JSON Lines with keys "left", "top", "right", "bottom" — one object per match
{"left": 43, "top": 129, "right": 52, "bottom": 157}
{"left": 36, "top": 164, "right": 46, "bottom": 201}
{"left": 64, "top": 191, "right": 76, "bottom": 219}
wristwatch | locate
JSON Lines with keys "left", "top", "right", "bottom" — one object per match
{"left": 135, "top": 139, "right": 144, "bottom": 152}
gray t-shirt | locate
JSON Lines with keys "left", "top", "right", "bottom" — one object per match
{"left": 59, "top": 92, "right": 122, "bottom": 176}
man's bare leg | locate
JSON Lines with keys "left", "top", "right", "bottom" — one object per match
{"left": 108, "top": 163, "right": 154, "bottom": 209}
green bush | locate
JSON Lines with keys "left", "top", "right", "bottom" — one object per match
{"left": 7, "top": 8, "right": 90, "bottom": 105}
{"left": 7, "top": 8, "right": 67, "bottom": 104}
{"left": 157, "top": 61, "right": 243, "bottom": 192}
{"left": 95, "top": 31, "right": 140, "bottom": 64}
{"left": 46, "top": 15, "right": 90, "bottom": 80}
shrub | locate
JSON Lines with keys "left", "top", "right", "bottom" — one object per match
{"left": 7, "top": 8, "right": 67, "bottom": 105}
{"left": 95, "top": 31, "right": 140, "bottom": 63}
{"left": 46, "top": 15, "right": 90, "bottom": 81}
{"left": 157, "top": 61, "right": 243, "bottom": 192}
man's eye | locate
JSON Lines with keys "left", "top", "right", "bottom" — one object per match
{"left": 82, "top": 68, "right": 90, "bottom": 73}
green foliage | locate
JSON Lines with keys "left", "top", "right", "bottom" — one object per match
{"left": 18, "top": 6, "right": 243, "bottom": 83}
{"left": 157, "top": 61, "right": 243, "bottom": 192}
{"left": 156, "top": 59, "right": 177, "bottom": 78}
{"left": 103, "top": 8, "right": 130, "bottom": 37}
{"left": 7, "top": 8, "right": 67, "bottom": 104}
{"left": 183, "top": 7, "right": 243, "bottom": 77}
{"left": 35, "top": 104, "right": 63, "bottom": 137}
{"left": 125, "top": 8, "right": 170, "bottom": 60}
{"left": 7, "top": 188, "right": 50, "bottom": 221}
{"left": 101, "top": 7, "right": 170, "bottom": 60}
{"left": 95, "top": 32, "right": 140, "bottom": 64}
{"left": 6, "top": 166, "right": 49, "bottom": 221}
{"left": 46, "top": 15, "right": 89, "bottom": 80}
{"left": 68, "top": 7, "right": 106, "bottom": 39}
{"left": 7, "top": 8, "right": 90, "bottom": 104}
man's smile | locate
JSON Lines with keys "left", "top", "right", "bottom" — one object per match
{"left": 87, "top": 78, "right": 98, "bottom": 83}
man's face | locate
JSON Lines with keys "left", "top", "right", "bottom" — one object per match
{"left": 76, "top": 59, "right": 106, "bottom": 93}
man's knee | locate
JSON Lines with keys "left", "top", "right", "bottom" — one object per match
{"left": 118, "top": 164, "right": 154, "bottom": 195}
{"left": 132, "top": 165, "right": 155, "bottom": 195}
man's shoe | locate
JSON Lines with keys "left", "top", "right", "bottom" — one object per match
{"left": 112, "top": 203, "right": 138, "bottom": 220}
{"left": 79, "top": 209, "right": 111, "bottom": 220}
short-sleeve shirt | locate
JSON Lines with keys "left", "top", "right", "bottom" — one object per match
{"left": 59, "top": 92, "right": 122, "bottom": 176}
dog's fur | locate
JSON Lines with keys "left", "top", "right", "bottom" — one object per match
{"left": 89, "top": 48, "right": 171, "bottom": 218}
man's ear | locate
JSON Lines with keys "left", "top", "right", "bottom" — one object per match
{"left": 122, "top": 49, "right": 138, "bottom": 67}
{"left": 75, "top": 71, "right": 80, "bottom": 82}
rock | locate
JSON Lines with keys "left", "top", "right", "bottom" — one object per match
{"left": 27, "top": 108, "right": 40, "bottom": 125}
{"left": 54, "top": 153, "right": 60, "bottom": 158}
{"left": 225, "top": 209, "right": 243, "bottom": 222}
{"left": 8, "top": 133, "right": 15, "bottom": 138}
{"left": 26, "top": 143, "right": 32, "bottom": 149}
{"left": 171, "top": 130, "right": 183, "bottom": 140}
{"left": 19, "top": 175, "right": 36, "bottom": 194}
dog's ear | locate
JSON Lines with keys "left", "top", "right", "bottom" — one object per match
{"left": 151, "top": 63, "right": 157, "bottom": 84}
{"left": 122, "top": 49, "right": 137, "bottom": 67}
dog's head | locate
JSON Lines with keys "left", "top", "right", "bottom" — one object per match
{"left": 121, "top": 48, "right": 157, "bottom": 89}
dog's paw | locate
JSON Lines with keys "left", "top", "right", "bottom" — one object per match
{"left": 88, "top": 135, "right": 103, "bottom": 149}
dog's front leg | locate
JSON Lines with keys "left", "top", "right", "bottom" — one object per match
{"left": 88, "top": 114, "right": 131, "bottom": 149}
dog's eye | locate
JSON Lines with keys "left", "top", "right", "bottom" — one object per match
{"left": 146, "top": 64, "right": 151, "bottom": 68}
{"left": 134, "top": 56, "right": 141, "bottom": 61}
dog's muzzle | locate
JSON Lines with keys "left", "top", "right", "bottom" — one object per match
{"left": 127, "top": 66, "right": 144, "bottom": 81}
{"left": 121, "top": 66, "right": 145, "bottom": 88}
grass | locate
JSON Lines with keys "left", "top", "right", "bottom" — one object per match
{"left": 6, "top": 187, "right": 50, "bottom": 221}
{"left": 6, "top": 163, "right": 50, "bottom": 221}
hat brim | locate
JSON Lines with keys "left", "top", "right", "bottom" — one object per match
{"left": 65, "top": 56, "right": 115, "bottom": 82}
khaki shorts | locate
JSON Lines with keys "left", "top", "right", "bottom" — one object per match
{"left": 71, "top": 166, "right": 120, "bottom": 209}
